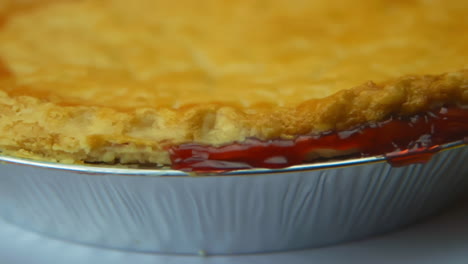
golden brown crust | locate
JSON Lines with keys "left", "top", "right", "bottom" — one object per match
{"left": 1, "top": 71, "right": 466, "bottom": 164}
{"left": 0, "top": 0, "right": 467, "bottom": 165}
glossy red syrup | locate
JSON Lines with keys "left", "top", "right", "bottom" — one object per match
{"left": 169, "top": 107, "right": 468, "bottom": 172}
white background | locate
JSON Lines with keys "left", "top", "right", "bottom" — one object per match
{"left": 1, "top": 196, "right": 467, "bottom": 264}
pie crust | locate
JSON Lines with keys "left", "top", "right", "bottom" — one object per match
{"left": 0, "top": 0, "right": 467, "bottom": 167}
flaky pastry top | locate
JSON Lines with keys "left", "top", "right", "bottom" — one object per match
{"left": 0, "top": 0, "right": 467, "bottom": 164}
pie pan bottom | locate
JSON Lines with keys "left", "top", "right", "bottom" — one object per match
{"left": 0, "top": 142, "right": 467, "bottom": 255}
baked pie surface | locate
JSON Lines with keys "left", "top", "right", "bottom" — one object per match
{"left": 0, "top": 0, "right": 467, "bottom": 167}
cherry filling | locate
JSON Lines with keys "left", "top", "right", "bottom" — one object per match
{"left": 169, "top": 106, "right": 468, "bottom": 172}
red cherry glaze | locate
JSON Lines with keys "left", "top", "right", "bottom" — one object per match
{"left": 169, "top": 106, "right": 468, "bottom": 172}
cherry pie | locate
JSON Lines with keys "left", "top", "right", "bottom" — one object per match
{"left": 0, "top": 0, "right": 466, "bottom": 171}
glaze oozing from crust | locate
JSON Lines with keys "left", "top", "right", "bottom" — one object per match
{"left": 0, "top": 0, "right": 467, "bottom": 165}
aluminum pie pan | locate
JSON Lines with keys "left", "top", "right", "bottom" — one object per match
{"left": 0, "top": 141, "right": 467, "bottom": 255}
